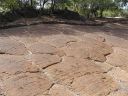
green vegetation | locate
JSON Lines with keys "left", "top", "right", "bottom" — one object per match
{"left": 0, "top": 0, "right": 128, "bottom": 22}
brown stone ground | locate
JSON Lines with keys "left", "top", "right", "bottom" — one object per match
{"left": 0, "top": 22, "right": 128, "bottom": 96}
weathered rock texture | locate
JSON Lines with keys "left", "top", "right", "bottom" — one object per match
{"left": 0, "top": 24, "right": 128, "bottom": 96}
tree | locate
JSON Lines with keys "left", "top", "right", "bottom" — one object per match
{"left": 0, "top": 0, "right": 127, "bottom": 18}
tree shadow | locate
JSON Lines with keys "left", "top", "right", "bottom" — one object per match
{"left": 0, "top": 21, "right": 128, "bottom": 40}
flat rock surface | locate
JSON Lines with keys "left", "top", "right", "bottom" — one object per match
{"left": 63, "top": 40, "right": 112, "bottom": 62}
{"left": 106, "top": 47, "right": 128, "bottom": 72}
{"left": 0, "top": 55, "right": 31, "bottom": 77}
{"left": 0, "top": 23, "right": 128, "bottom": 96}
{"left": 2, "top": 73, "right": 53, "bottom": 96}
{"left": 32, "top": 54, "right": 62, "bottom": 69}
{"left": 29, "top": 43, "right": 58, "bottom": 54}
{"left": 0, "top": 38, "right": 27, "bottom": 55}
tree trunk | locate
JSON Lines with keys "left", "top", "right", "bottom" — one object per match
{"left": 40, "top": 0, "right": 42, "bottom": 8}
{"left": 30, "top": 0, "right": 33, "bottom": 6}
{"left": 51, "top": 0, "right": 55, "bottom": 12}
{"left": 87, "top": 10, "right": 90, "bottom": 19}
{"left": 100, "top": 9, "right": 103, "bottom": 18}
{"left": 42, "top": 0, "right": 46, "bottom": 9}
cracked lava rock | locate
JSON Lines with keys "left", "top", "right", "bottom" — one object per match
{"left": 0, "top": 25, "right": 128, "bottom": 96}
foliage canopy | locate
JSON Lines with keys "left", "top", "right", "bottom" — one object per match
{"left": 0, "top": 0, "right": 128, "bottom": 18}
